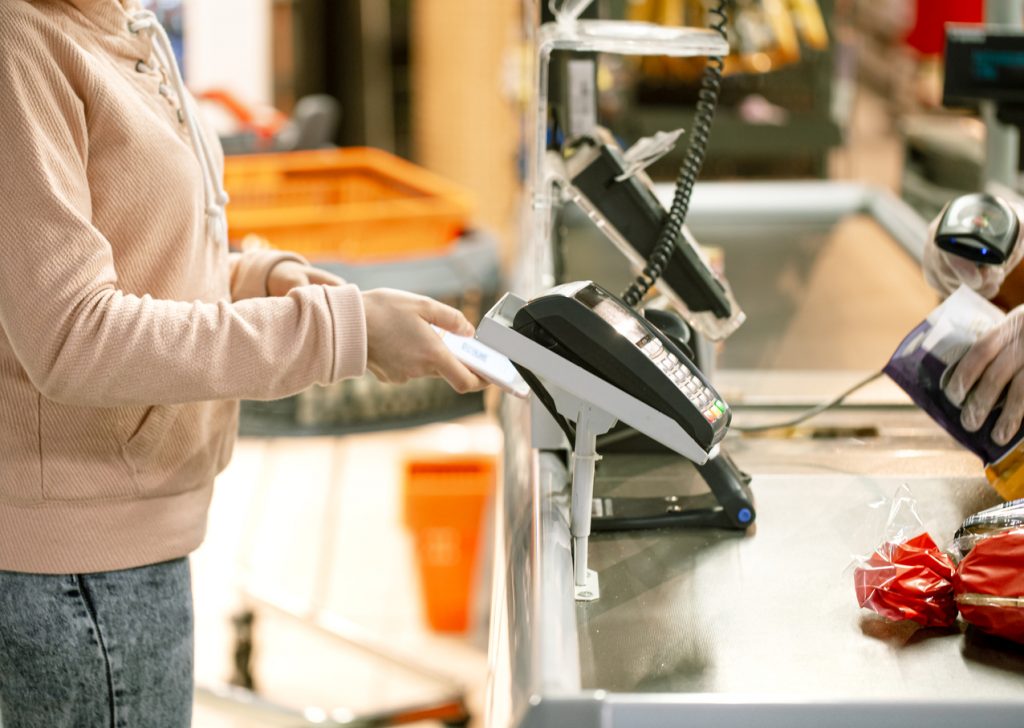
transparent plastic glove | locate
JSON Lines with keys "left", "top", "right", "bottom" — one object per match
{"left": 922, "top": 201, "right": 1024, "bottom": 299}
{"left": 946, "top": 305, "right": 1024, "bottom": 445}
{"left": 361, "top": 288, "right": 488, "bottom": 394}
{"left": 267, "top": 260, "right": 345, "bottom": 296}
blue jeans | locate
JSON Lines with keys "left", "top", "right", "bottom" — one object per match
{"left": 0, "top": 558, "right": 193, "bottom": 728}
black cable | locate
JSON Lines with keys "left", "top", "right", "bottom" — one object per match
{"left": 730, "top": 370, "right": 885, "bottom": 433}
{"left": 512, "top": 362, "right": 577, "bottom": 444}
{"left": 621, "top": 0, "right": 728, "bottom": 307}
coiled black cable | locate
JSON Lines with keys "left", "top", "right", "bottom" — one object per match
{"left": 621, "top": 0, "right": 729, "bottom": 307}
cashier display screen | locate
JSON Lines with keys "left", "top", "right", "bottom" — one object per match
{"left": 575, "top": 286, "right": 649, "bottom": 345}
{"left": 944, "top": 28, "right": 1024, "bottom": 105}
{"left": 971, "top": 50, "right": 1024, "bottom": 92}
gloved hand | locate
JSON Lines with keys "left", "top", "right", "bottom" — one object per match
{"left": 945, "top": 305, "right": 1024, "bottom": 446}
{"left": 922, "top": 200, "right": 1024, "bottom": 300}
{"left": 362, "top": 288, "right": 488, "bottom": 394}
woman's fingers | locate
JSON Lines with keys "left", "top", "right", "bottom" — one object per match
{"left": 266, "top": 261, "right": 310, "bottom": 297}
{"left": 305, "top": 267, "right": 346, "bottom": 287}
{"left": 268, "top": 262, "right": 346, "bottom": 296}
{"left": 361, "top": 288, "right": 488, "bottom": 394}
{"left": 431, "top": 349, "right": 488, "bottom": 394}
{"left": 421, "top": 298, "right": 475, "bottom": 337}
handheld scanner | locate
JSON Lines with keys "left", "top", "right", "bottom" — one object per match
{"left": 936, "top": 193, "right": 1020, "bottom": 266}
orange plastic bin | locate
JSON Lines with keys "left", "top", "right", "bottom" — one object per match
{"left": 402, "top": 455, "right": 496, "bottom": 633}
{"left": 223, "top": 148, "right": 473, "bottom": 263}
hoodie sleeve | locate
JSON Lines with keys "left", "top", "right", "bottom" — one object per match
{"left": 0, "top": 19, "right": 367, "bottom": 408}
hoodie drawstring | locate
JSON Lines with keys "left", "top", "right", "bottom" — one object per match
{"left": 128, "top": 10, "right": 229, "bottom": 246}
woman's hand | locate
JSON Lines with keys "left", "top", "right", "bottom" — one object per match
{"left": 267, "top": 260, "right": 345, "bottom": 296}
{"left": 361, "top": 288, "right": 488, "bottom": 394}
{"left": 946, "top": 305, "right": 1024, "bottom": 445}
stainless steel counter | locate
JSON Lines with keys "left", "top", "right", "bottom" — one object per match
{"left": 580, "top": 454, "right": 1017, "bottom": 699}
{"left": 487, "top": 399, "right": 1024, "bottom": 728}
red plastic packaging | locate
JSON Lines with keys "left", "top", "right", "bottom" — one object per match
{"left": 854, "top": 532, "right": 958, "bottom": 628}
{"left": 954, "top": 529, "right": 1024, "bottom": 644}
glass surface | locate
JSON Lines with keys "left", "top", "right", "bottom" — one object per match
{"left": 563, "top": 181, "right": 746, "bottom": 342}
{"left": 559, "top": 208, "right": 939, "bottom": 373}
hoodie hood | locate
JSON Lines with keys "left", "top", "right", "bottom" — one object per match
{"left": 60, "top": 0, "right": 144, "bottom": 35}
{"left": 55, "top": 0, "right": 231, "bottom": 246}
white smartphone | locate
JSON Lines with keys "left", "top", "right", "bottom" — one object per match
{"left": 431, "top": 325, "right": 531, "bottom": 398}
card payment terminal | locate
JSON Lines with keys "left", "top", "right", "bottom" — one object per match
{"left": 512, "top": 281, "right": 730, "bottom": 451}
{"left": 478, "top": 281, "right": 754, "bottom": 597}
{"left": 507, "top": 281, "right": 753, "bottom": 531}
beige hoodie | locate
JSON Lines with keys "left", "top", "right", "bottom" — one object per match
{"left": 0, "top": 0, "right": 367, "bottom": 573}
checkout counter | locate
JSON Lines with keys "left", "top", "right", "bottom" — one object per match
{"left": 483, "top": 181, "right": 1024, "bottom": 728}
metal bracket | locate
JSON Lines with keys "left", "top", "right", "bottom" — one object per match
{"left": 573, "top": 569, "right": 600, "bottom": 602}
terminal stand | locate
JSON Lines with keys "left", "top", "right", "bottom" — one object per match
{"left": 478, "top": 293, "right": 753, "bottom": 599}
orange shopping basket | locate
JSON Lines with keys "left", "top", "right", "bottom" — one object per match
{"left": 223, "top": 148, "right": 474, "bottom": 263}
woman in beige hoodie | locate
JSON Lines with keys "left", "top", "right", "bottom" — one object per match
{"left": 0, "top": 1, "right": 487, "bottom": 725}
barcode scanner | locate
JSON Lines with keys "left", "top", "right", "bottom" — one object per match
{"left": 936, "top": 193, "right": 1019, "bottom": 266}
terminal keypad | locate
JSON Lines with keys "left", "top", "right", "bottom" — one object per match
{"left": 637, "top": 335, "right": 726, "bottom": 423}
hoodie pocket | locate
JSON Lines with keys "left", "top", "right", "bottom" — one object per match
{"left": 39, "top": 399, "right": 137, "bottom": 501}
{"left": 123, "top": 403, "right": 219, "bottom": 498}
{"left": 123, "top": 404, "right": 179, "bottom": 471}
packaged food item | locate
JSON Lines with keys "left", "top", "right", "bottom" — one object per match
{"left": 884, "top": 286, "right": 1024, "bottom": 500}
{"left": 853, "top": 487, "right": 958, "bottom": 628}
{"left": 952, "top": 498, "right": 1024, "bottom": 558}
{"left": 855, "top": 533, "right": 959, "bottom": 628}
{"left": 954, "top": 530, "right": 1024, "bottom": 643}
{"left": 952, "top": 500, "right": 1024, "bottom": 644}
